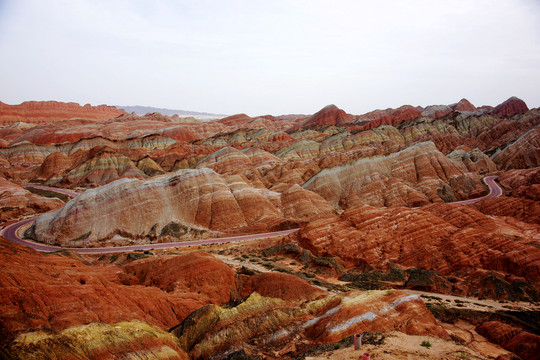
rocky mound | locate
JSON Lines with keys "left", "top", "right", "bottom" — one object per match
{"left": 0, "top": 238, "right": 323, "bottom": 343}
{"left": 58, "top": 146, "right": 147, "bottom": 187}
{"left": 27, "top": 168, "right": 282, "bottom": 246}
{"left": 0, "top": 100, "right": 125, "bottom": 125}
{"left": 492, "top": 124, "right": 540, "bottom": 170}
{"left": 452, "top": 98, "right": 478, "bottom": 112}
{"left": 357, "top": 105, "right": 423, "bottom": 129}
{"left": 5, "top": 322, "right": 189, "bottom": 360}
{"left": 303, "top": 141, "right": 484, "bottom": 208}
{"left": 491, "top": 96, "right": 529, "bottom": 118}
{"left": 173, "top": 290, "right": 446, "bottom": 359}
{"left": 476, "top": 321, "right": 540, "bottom": 360}
{"left": 0, "top": 176, "right": 64, "bottom": 224}
{"left": 27, "top": 168, "right": 335, "bottom": 246}
{"left": 498, "top": 167, "right": 540, "bottom": 200}
{"left": 288, "top": 104, "right": 351, "bottom": 131}
{"left": 288, "top": 203, "right": 540, "bottom": 296}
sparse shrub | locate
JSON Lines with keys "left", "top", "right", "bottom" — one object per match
{"left": 420, "top": 340, "right": 431, "bottom": 348}
{"left": 457, "top": 353, "right": 470, "bottom": 359}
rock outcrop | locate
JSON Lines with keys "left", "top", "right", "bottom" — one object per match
{"left": 498, "top": 167, "right": 540, "bottom": 200}
{"left": 492, "top": 125, "right": 540, "bottom": 170}
{"left": 491, "top": 97, "right": 529, "bottom": 118}
{"left": 356, "top": 105, "right": 423, "bottom": 129}
{"left": 6, "top": 322, "right": 189, "bottom": 360}
{"left": 303, "top": 141, "right": 483, "bottom": 208}
{"left": 452, "top": 98, "right": 478, "bottom": 112}
{"left": 288, "top": 104, "right": 351, "bottom": 131}
{"left": 0, "top": 176, "right": 64, "bottom": 224}
{"left": 173, "top": 290, "right": 447, "bottom": 359}
{"left": 289, "top": 203, "right": 540, "bottom": 295}
{"left": 476, "top": 321, "right": 540, "bottom": 360}
{"left": 28, "top": 168, "right": 287, "bottom": 246}
{"left": 0, "top": 238, "right": 324, "bottom": 343}
{"left": 27, "top": 167, "right": 337, "bottom": 246}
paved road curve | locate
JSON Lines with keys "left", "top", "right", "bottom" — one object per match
{"left": 1, "top": 176, "right": 502, "bottom": 254}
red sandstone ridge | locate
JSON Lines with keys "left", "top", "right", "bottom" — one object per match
{"left": 303, "top": 141, "right": 484, "bottom": 208}
{"left": 173, "top": 289, "right": 446, "bottom": 359}
{"left": 451, "top": 98, "right": 477, "bottom": 112}
{"left": 0, "top": 176, "right": 64, "bottom": 224}
{"left": 0, "top": 100, "right": 125, "bottom": 125}
{"left": 491, "top": 96, "right": 529, "bottom": 118}
{"left": 492, "top": 124, "right": 540, "bottom": 170}
{"left": 0, "top": 238, "right": 324, "bottom": 341}
{"left": 355, "top": 105, "right": 423, "bottom": 129}
{"left": 288, "top": 203, "right": 540, "bottom": 296}
{"left": 288, "top": 104, "right": 351, "bottom": 131}
{"left": 217, "top": 113, "right": 253, "bottom": 127}
{"left": 476, "top": 321, "right": 540, "bottom": 360}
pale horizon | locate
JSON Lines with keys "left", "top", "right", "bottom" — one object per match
{"left": 1, "top": 0, "right": 539, "bottom": 116}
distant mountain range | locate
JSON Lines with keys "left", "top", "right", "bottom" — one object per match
{"left": 116, "top": 105, "right": 227, "bottom": 121}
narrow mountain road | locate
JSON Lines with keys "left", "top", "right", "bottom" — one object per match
{"left": 1, "top": 176, "right": 503, "bottom": 254}
{"left": 451, "top": 175, "right": 502, "bottom": 205}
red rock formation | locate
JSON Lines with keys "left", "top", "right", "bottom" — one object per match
{"left": 58, "top": 146, "right": 146, "bottom": 187}
{"left": 452, "top": 98, "right": 477, "bottom": 112}
{"left": 289, "top": 204, "right": 540, "bottom": 290}
{"left": 491, "top": 97, "right": 529, "bottom": 118}
{"left": 472, "top": 196, "right": 540, "bottom": 225}
{"left": 173, "top": 289, "right": 447, "bottom": 359}
{"left": 239, "top": 272, "right": 326, "bottom": 301}
{"left": 0, "top": 176, "right": 64, "bottom": 224}
{"left": 0, "top": 238, "right": 325, "bottom": 345}
{"left": 217, "top": 113, "right": 253, "bottom": 127}
{"left": 303, "top": 142, "right": 483, "bottom": 208}
{"left": 288, "top": 104, "right": 351, "bottom": 131}
{"left": 0, "top": 101, "right": 125, "bottom": 125}
{"left": 492, "top": 125, "right": 540, "bottom": 169}
{"left": 356, "top": 105, "right": 422, "bottom": 130}
{"left": 498, "top": 167, "right": 540, "bottom": 200}
{"left": 279, "top": 184, "right": 337, "bottom": 222}
{"left": 476, "top": 321, "right": 540, "bottom": 360}
{"left": 124, "top": 252, "right": 237, "bottom": 303}
{"left": 194, "top": 146, "right": 281, "bottom": 175}
{"left": 421, "top": 105, "right": 453, "bottom": 119}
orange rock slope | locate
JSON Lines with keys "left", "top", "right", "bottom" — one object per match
{"left": 288, "top": 202, "right": 540, "bottom": 299}
{"left": 0, "top": 176, "right": 64, "bottom": 224}
{"left": 0, "top": 100, "right": 125, "bottom": 125}
{"left": 0, "top": 237, "right": 448, "bottom": 359}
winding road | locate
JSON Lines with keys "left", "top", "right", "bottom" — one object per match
{"left": 0, "top": 176, "right": 503, "bottom": 254}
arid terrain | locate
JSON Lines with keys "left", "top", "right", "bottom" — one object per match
{"left": 0, "top": 98, "right": 539, "bottom": 360}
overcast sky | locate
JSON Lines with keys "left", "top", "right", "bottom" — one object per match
{"left": 1, "top": 0, "right": 539, "bottom": 116}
